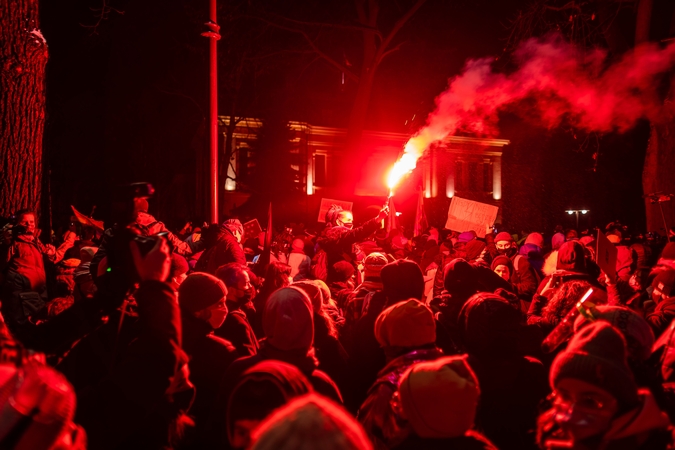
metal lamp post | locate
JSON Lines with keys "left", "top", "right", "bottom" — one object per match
{"left": 566, "top": 209, "right": 589, "bottom": 230}
{"left": 202, "top": 0, "right": 220, "bottom": 224}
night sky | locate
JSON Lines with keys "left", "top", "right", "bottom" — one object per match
{"left": 38, "top": 0, "right": 667, "bottom": 235}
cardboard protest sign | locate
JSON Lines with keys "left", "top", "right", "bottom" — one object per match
{"left": 596, "top": 230, "right": 618, "bottom": 280}
{"left": 243, "top": 219, "right": 263, "bottom": 241}
{"left": 444, "top": 196, "right": 499, "bottom": 238}
{"left": 318, "top": 198, "right": 353, "bottom": 223}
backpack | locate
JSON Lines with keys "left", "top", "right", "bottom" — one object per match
{"left": 311, "top": 249, "right": 328, "bottom": 282}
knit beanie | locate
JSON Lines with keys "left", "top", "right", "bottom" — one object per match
{"left": 250, "top": 393, "right": 372, "bottom": 450}
{"left": 374, "top": 299, "right": 436, "bottom": 349}
{"left": 443, "top": 258, "right": 477, "bottom": 296}
{"left": 363, "top": 252, "right": 388, "bottom": 278}
{"left": 550, "top": 322, "right": 639, "bottom": 408}
{"left": 178, "top": 272, "right": 228, "bottom": 314}
{"left": 223, "top": 218, "right": 244, "bottom": 237}
{"left": 494, "top": 231, "right": 513, "bottom": 244}
{"left": 380, "top": 259, "right": 425, "bottom": 303}
{"left": 552, "top": 233, "right": 565, "bottom": 250}
{"left": 652, "top": 269, "right": 675, "bottom": 300}
{"left": 574, "top": 306, "right": 655, "bottom": 362}
{"left": 293, "top": 280, "right": 324, "bottom": 312}
{"left": 0, "top": 363, "right": 81, "bottom": 449}
{"left": 660, "top": 242, "right": 675, "bottom": 261}
{"left": 332, "top": 261, "right": 355, "bottom": 282}
{"left": 525, "top": 232, "right": 544, "bottom": 249}
{"left": 291, "top": 238, "right": 305, "bottom": 252}
{"left": 459, "top": 293, "right": 521, "bottom": 357}
{"left": 457, "top": 231, "right": 477, "bottom": 243}
{"left": 464, "top": 240, "right": 486, "bottom": 261}
{"left": 170, "top": 253, "right": 189, "bottom": 279}
{"left": 556, "top": 241, "right": 587, "bottom": 272}
{"left": 264, "top": 287, "right": 314, "bottom": 351}
{"left": 399, "top": 356, "right": 480, "bottom": 439}
{"left": 313, "top": 279, "right": 332, "bottom": 304}
{"left": 490, "top": 255, "right": 513, "bottom": 273}
{"left": 227, "top": 361, "right": 313, "bottom": 446}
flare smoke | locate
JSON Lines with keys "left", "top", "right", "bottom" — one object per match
{"left": 388, "top": 35, "right": 675, "bottom": 189}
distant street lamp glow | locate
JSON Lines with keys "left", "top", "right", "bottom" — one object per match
{"left": 565, "top": 209, "right": 590, "bottom": 229}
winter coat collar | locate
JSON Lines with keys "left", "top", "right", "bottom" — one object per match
{"left": 603, "top": 389, "right": 671, "bottom": 441}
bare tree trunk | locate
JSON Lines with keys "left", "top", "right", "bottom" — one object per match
{"left": 0, "top": 0, "right": 48, "bottom": 217}
{"left": 643, "top": 72, "right": 675, "bottom": 234}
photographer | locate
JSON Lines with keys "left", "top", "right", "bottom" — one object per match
{"left": 0, "top": 209, "right": 76, "bottom": 334}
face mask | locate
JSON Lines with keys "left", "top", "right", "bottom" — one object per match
{"left": 207, "top": 305, "right": 228, "bottom": 329}
{"left": 498, "top": 247, "right": 517, "bottom": 258}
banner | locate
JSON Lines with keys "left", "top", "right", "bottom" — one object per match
{"left": 243, "top": 219, "right": 262, "bottom": 242}
{"left": 318, "top": 198, "right": 353, "bottom": 223}
{"left": 444, "top": 196, "right": 499, "bottom": 238}
{"left": 70, "top": 205, "right": 105, "bottom": 232}
{"left": 596, "top": 230, "right": 618, "bottom": 280}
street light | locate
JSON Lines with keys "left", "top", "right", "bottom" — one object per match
{"left": 566, "top": 209, "right": 589, "bottom": 230}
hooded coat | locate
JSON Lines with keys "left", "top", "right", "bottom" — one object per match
{"left": 459, "top": 293, "right": 549, "bottom": 450}
{"left": 195, "top": 225, "right": 246, "bottom": 275}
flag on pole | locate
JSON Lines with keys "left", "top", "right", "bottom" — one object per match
{"left": 413, "top": 190, "right": 428, "bottom": 237}
{"left": 259, "top": 203, "right": 273, "bottom": 270}
{"left": 387, "top": 196, "right": 398, "bottom": 234}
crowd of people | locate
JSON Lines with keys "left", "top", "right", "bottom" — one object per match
{"left": 2, "top": 192, "right": 675, "bottom": 450}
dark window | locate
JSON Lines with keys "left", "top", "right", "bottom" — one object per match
{"left": 468, "top": 162, "right": 480, "bottom": 191}
{"left": 455, "top": 161, "right": 464, "bottom": 191}
{"left": 483, "top": 162, "right": 493, "bottom": 193}
{"left": 314, "top": 154, "right": 326, "bottom": 186}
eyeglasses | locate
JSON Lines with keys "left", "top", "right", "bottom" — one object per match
{"left": 550, "top": 391, "right": 615, "bottom": 415}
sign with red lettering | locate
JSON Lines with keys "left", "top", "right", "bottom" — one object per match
{"left": 444, "top": 196, "right": 499, "bottom": 238}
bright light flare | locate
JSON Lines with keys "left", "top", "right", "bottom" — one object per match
{"left": 386, "top": 138, "right": 428, "bottom": 192}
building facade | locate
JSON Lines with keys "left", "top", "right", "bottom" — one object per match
{"left": 220, "top": 116, "right": 509, "bottom": 213}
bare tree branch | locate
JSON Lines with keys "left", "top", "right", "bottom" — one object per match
{"left": 264, "top": 12, "right": 382, "bottom": 38}
{"left": 80, "top": 0, "right": 124, "bottom": 35}
{"left": 252, "top": 15, "right": 359, "bottom": 82}
{"left": 374, "top": 0, "right": 426, "bottom": 66}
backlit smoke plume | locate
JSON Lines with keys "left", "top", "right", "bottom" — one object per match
{"left": 387, "top": 34, "right": 675, "bottom": 189}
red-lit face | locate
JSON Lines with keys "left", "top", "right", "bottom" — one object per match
{"left": 494, "top": 264, "right": 510, "bottom": 281}
{"left": 552, "top": 379, "right": 619, "bottom": 443}
{"left": 336, "top": 211, "right": 353, "bottom": 229}
{"left": 18, "top": 213, "right": 36, "bottom": 236}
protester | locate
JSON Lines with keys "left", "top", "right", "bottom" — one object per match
{"left": 214, "top": 263, "right": 260, "bottom": 356}
{"left": 394, "top": 356, "right": 496, "bottom": 450}
{"left": 250, "top": 393, "right": 372, "bottom": 450}
{"left": 358, "top": 299, "right": 443, "bottom": 449}
{"left": 0, "top": 209, "right": 76, "bottom": 333}
{"left": 538, "top": 322, "right": 672, "bottom": 449}
{"left": 288, "top": 238, "right": 312, "bottom": 281}
{"left": 488, "top": 231, "right": 539, "bottom": 308}
{"left": 177, "top": 272, "right": 238, "bottom": 438}
{"left": 459, "top": 292, "right": 548, "bottom": 450}
{"left": 196, "top": 219, "right": 247, "bottom": 273}
{"left": 252, "top": 261, "right": 292, "bottom": 336}
{"left": 7, "top": 181, "right": 675, "bottom": 450}
{"left": 226, "top": 361, "right": 313, "bottom": 449}
{"left": 315, "top": 205, "right": 388, "bottom": 284}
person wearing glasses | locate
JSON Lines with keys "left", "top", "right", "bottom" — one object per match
{"left": 538, "top": 321, "right": 672, "bottom": 449}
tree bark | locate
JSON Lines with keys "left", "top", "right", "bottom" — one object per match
{"left": 0, "top": 0, "right": 48, "bottom": 218}
{"left": 643, "top": 72, "right": 675, "bottom": 234}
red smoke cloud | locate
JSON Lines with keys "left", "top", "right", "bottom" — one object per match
{"left": 392, "top": 34, "right": 675, "bottom": 181}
